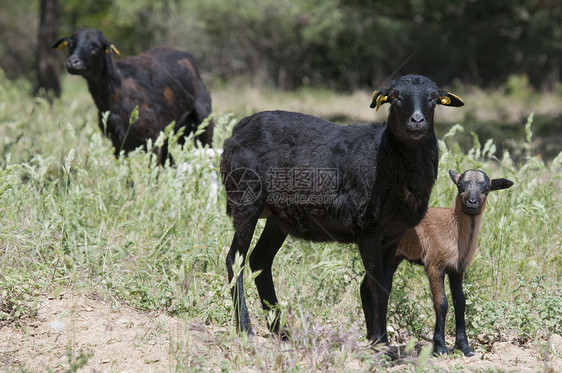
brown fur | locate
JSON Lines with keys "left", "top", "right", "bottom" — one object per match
{"left": 395, "top": 169, "right": 513, "bottom": 356}
{"left": 398, "top": 197, "right": 484, "bottom": 273}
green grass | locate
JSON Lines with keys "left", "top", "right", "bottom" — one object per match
{"left": 0, "top": 70, "right": 561, "bottom": 371}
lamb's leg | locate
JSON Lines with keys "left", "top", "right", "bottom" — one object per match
{"left": 249, "top": 218, "right": 288, "bottom": 336}
{"left": 427, "top": 266, "right": 448, "bottom": 355}
{"left": 226, "top": 217, "right": 259, "bottom": 335}
{"left": 449, "top": 272, "right": 474, "bottom": 356}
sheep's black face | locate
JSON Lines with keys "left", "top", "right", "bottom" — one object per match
{"left": 450, "top": 170, "right": 491, "bottom": 215}
{"left": 371, "top": 75, "right": 464, "bottom": 143}
{"left": 53, "top": 29, "right": 110, "bottom": 78}
{"left": 388, "top": 76, "right": 440, "bottom": 141}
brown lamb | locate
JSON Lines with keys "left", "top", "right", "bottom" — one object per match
{"left": 395, "top": 169, "right": 513, "bottom": 356}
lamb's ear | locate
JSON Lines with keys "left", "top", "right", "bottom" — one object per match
{"left": 491, "top": 178, "right": 514, "bottom": 191}
{"left": 52, "top": 37, "right": 70, "bottom": 50}
{"left": 438, "top": 90, "right": 464, "bottom": 107}
{"left": 370, "top": 89, "right": 390, "bottom": 111}
{"left": 449, "top": 169, "right": 460, "bottom": 184}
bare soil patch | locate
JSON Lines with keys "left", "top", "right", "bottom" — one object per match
{"left": 0, "top": 294, "right": 560, "bottom": 372}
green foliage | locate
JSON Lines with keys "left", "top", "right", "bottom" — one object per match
{"left": 0, "top": 74, "right": 560, "bottom": 370}
{"left": 2, "top": 0, "right": 562, "bottom": 90}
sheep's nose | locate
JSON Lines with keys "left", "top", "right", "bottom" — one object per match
{"left": 409, "top": 112, "right": 425, "bottom": 124}
{"left": 66, "top": 55, "right": 84, "bottom": 72}
{"left": 67, "top": 56, "right": 80, "bottom": 67}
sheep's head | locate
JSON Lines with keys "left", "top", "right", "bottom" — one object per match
{"left": 449, "top": 169, "right": 513, "bottom": 215}
{"left": 52, "top": 28, "right": 120, "bottom": 78}
{"left": 371, "top": 75, "right": 464, "bottom": 142}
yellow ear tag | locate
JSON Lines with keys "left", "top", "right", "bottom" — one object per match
{"left": 57, "top": 40, "right": 68, "bottom": 50}
{"left": 110, "top": 45, "right": 121, "bottom": 56}
{"left": 105, "top": 45, "right": 121, "bottom": 56}
{"left": 371, "top": 90, "right": 378, "bottom": 105}
{"left": 449, "top": 92, "right": 463, "bottom": 104}
{"left": 375, "top": 94, "right": 387, "bottom": 111}
{"left": 440, "top": 96, "right": 451, "bottom": 105}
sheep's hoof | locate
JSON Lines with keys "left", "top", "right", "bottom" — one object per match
{"left": 238, "top": 322, "right": 255, "bottom": 336}
{"left": 433, "top": 344, "right": 449, "bottom": 356}
{"left": 270, "top": 324, "right": 290, "bottom": 341}
{"left": 455, "top": 343, "right": 474, "bottom": 357}
{"left": 278, "top": 327, "right": 291, "bottom": 341}
{"left": 369, "top": 341, "right": 396, "bottom": 360}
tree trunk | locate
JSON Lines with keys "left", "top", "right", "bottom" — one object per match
{"left": 35, "top": 0, "right": 61, "bottom": 99}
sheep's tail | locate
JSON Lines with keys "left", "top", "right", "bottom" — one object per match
{"left": 219, "top": 154, "right": 234, "bottom": 217}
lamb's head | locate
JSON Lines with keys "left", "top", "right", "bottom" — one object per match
{"left": 52, "top": 28, "right": 120, "bottom": 78}
{"left": 449, "top": 169, "right": 514, "bottom": 215}
{"left": 371, "top": 75, "right": 464, "bottom": 142}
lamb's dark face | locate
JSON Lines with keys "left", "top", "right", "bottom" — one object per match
{"left": 451, "top": 170, "right": 492, "bottom": 215}
{"left": 52, "top": 29, "right": 112, "bottom": 78}
{"left": 449, "top": 169, "right": 513, "bottom": 215}
{"left": 371, "top": 75, "right": 464, "bottom": 142}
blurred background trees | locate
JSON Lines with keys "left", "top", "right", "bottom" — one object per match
{"left": 1, "top": 0, "right": 561, "bottom": 92}
{"left": 35, "top": 0, "right": 61, "bottom": 98}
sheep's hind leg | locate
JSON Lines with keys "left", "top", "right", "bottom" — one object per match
{"left": 449, "top": 272, "right": 474, "bottom": 357}
{"left": 249, "top": 218, "right": 288, "bottom": 337}
{"left": 226, "top": 217, "right": 259, "bottom": 336}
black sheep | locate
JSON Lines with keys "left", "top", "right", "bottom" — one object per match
{"left": 53, "top": 28, "right": 213, "bottom": 163}
{"left": 220, "top": 75, "right": 464, "bottom": 347}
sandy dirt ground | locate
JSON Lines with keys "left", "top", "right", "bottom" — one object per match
{"left": 0, "top": 293, "right": 560, "bottom": 372}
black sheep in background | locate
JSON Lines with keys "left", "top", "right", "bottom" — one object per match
{"left": 53, "top": 28, "right": 213, "bottom": 163}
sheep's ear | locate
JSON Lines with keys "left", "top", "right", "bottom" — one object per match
{"left": 52, "top": 37, "right": 70, "bottom": 50}
{"left": 105, "top": 44, "right": 121, "bottom": 56}
{"left": 449, "top": 169, "right": 460, "bottom": 184}
{"left": 370, "top": 89, "right": 390, "bottom": 111}
{"left": 438, "top": 90, "right": 464, "bottom": 107}
{"left": 491, "top": 178, "right": 514, "bottom": 191}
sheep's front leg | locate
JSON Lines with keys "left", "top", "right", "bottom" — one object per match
{"left": 359, "top": 239, "right": 392, "bottom": 345}
{"left": 449, "top": 272, "right": 474, "bottom": 356}
{"left": 427, "top": 266, "right": 448, "bottom": 355}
